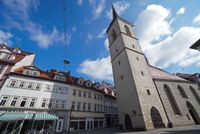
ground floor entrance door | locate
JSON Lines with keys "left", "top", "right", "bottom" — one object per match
{"left": 56, "top": 119, "right": 63, "bottom": 132}
{"left": 86, "top": 118, "right": 94, "bottom": 130}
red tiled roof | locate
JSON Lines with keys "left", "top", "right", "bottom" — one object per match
{"left": 149, "top": 65, "right": 188, "bottom": 81}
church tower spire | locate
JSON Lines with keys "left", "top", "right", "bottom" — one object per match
{"left": 112, "top": 4, "right": 118, "bottom": 19}
{"left": 106, "top": 5, "right": 168, "bottom": 130}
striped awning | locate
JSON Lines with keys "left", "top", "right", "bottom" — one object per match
{"left": 33, "top": 113, "right": 58, "bottom": 120}
{"left": 0, "top": 113, "right": 34, "bottom": 121}
{"left": 0, "top": 113, "right": 57, "bottom": 121}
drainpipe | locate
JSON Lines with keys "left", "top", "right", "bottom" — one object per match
{"left": 153, "top": 80, "right": 172, "bottom": 128}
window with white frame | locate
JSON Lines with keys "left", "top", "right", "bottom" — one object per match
{"left": 27, "top": 83, "right": 33, "bottom": 89}
{"left": 61, "top": 100, "right": 66, "bottom": 109}
{"left": 0, "top": 65, "right": 5, "bottom": 74}
{"left": 45, "top": 85, "right": 53, "bottom": 92}
{"left": 78, "top": 91, "right": 82, "bottom": 97}
{"left": 63, "top": 87, "right": 68, "bottom": 94}
{"left": 77, "top": 102, "right": 81, "bottom": 111}
{"left": 0, "top": 96, "right": 9, "bottom": 106}
{"left": 54, "top": 100, "right": 59, "bottom": 108}
{"left": 25, "top": 70, "right": 31, "bottom": 75}
{"left": 29, "top": 98, "right": 37, "bottom": 107}
{"left": 20, "top": 97, "right": 28, "bottom": 107}
{"left": 19, "top": 81, "right": 25, "bottom": 88}
{"left": 35, "top": 84, "right": 41, "bottom": 90}
{"left": 88, "top": 103, "right": 91, "bottom": 111}
{"left": 9, "top": 80, "right": 17, "bottom": 87}
{"left": 41, "top": 99, "right": 47, "bottom": 108}
{"left": 32, "top": 71, "right": 38, "bottom": 76}
{"left": 83, "top": 91, "right": 87, "bottom": 97}
{"left": 83, "top": 103, "right": 86, "bottom": 111}
{"left": 94, "top": 104, "right": 97, "bottom": 112}
{"left": 48, "top": 99, "right": 53, "bottom": 108}
{"left": 88, "top": 92, "right": 91, "bottom": 98}
{"left": 71, "top": 101, "right": 75, "bottom": 110}
{"left": 73, "top": 89, "right": 76, "bottom": 96}
{"left": 10, "top": 97, "right": 19, "bottom": 107}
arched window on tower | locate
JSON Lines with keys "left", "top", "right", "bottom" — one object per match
{"left": 190, "top": 86, "right": 200, "bottom": 105}
{"left": 111, "top": 29, "right": 117, "bottom": 41}
{"left": 164, "top": 84, "right": 181, "bottom": 115}
{"left": 178, "top": 85, "right": 188, "bottom": 98}
{"left": 124, "top": 25, "right": 132, "bottom": 36}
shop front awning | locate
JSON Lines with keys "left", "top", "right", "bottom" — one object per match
{"left": 0, "top": 113, "right": 34, "bottom": 121}
{"left": 0, "top": 113, "right": 58, "bottom": 121}
{"left": 33, "top": 113, "right": 58, "bottom": 120}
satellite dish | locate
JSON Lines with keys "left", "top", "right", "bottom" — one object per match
{"left": 63, "top": 59, "right": 70, "bottom": 64}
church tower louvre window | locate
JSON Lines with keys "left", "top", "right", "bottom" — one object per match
{"left": 124, "top": 25, "right": 132, "bottom": 36}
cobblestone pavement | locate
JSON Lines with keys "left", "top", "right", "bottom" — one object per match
{"left": 68, "top": 125, "right": 200, "bottom": 134}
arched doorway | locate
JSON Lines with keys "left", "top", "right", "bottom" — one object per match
{"left": 150, "top": 107, "right": 165, "bottom": 128}
{"left": 186, "top": 101, "right": 200, "bottom": 124}
{"left": 124, "top": 114, "right": 133, "bottom": 130}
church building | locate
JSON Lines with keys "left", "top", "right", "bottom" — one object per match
{"left": 107, "top": 6, "right": 200, "bottom": 130}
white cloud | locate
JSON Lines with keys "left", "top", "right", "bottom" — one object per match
{"left": 193, "top": 14, "right": 200, "bottom": 25}
{"left": 104, "top": 38, "right": 109, "bottom": 51}
{"left": 30, "top": 27, "right": 68, "bottom": 49}
{"left": 77, "top": 0, "right": 83, "bottom": 6}
{"left": 77, "top": 56, "right": 113, "bottom": 81}
{"left": 2, "top": 0, "right": 39, "bottom": 19}
{"left": 89, "top": 0, "right": 105, "bottom": 19}
{"left": 176, "top": 7, "right": 186, "bottom": 15}
{"left": 135, "top": 4, "right": 200, "bottom": 69}
{"left": 106, "top": 0, "right": 130, "bottom": 19}
{"left": 0, "top": 30, "right": 13, "bottom": 44}
{"left": 97, "top": 28, "right": 106, "bottom": 38}
{"left": 135, "top": 4, "right": 171, "bottom": 51}
{"left": 2, "top": 0, "right": 68, "bottom": 48}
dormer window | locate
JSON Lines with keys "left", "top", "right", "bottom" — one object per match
{"left": 111, "top": 29, "right": 117, "bottom": 41}
{"left": 77, "top": 79, "right": 84, "bottom": 85}
{"left": 13, "top": 48, "right": 21, "bottom": 53}
{"left": 33, "top": 71, "right": 38, "bottom": 76}
{"left": 54, "top": 74, "right": 66, "bottom": 82}
{"left": 26, "top": 70, "right": 30, "bottom": 75}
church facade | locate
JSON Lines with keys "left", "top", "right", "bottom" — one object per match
{"left": 107, "top": 6, "right": 200, "bottom": 130}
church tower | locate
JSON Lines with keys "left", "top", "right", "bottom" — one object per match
{"left": 106, "top": 6, "right": 168, "bottom": 130}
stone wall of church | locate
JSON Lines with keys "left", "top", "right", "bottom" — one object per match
{"left": 154, "top": 80, "right": 200, "bottom": 126}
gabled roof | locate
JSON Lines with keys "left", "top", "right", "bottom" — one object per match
{"left": 149, "top": 65, "right": 188, "bottom": 82}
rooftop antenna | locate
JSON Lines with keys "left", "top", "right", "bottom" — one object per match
{"left": 62, "top": 0, "right": 70, "bottom": 65}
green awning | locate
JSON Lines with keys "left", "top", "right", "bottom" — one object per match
{"left": 34, "top": 113, "right": 58, "bottom": 120}
{"left": 0, "top": 113, "right": 58, "bottom": 121}
{"left": 0, "top": 113, "right": 34, "bottom": 121}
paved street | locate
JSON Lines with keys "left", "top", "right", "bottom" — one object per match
{"left": 69, "top": 125, "right": 200, "bottom": 134}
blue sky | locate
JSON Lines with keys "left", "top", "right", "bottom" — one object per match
{"left": 0, "top": 0, "right": 200, "bottom": 84}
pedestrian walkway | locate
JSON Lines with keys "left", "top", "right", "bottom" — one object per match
{"left": 68, "top": 125, "right": 200, "bottom": 134}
